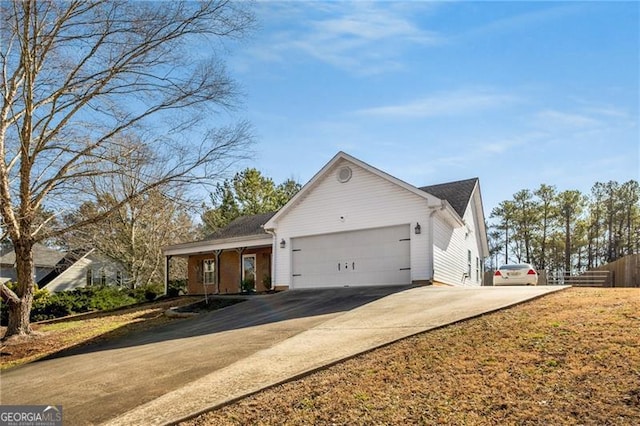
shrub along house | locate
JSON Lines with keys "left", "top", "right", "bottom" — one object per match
{"left": 164, "top": 152, "right": 489, "bottom": 294}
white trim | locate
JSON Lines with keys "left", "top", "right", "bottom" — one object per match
{"left": 472, "top": 182, "right": 490, "bottom": 257}
{"left": 264, "top": 152, "right": 458, "bottom": 229}
{"left": 164, "top": 236, "right": 272, "bottom": 257}
{"left": 42, "top": 248, "right": 96, "bottom": 291}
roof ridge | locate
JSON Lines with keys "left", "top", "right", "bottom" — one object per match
{"left": 418, "top": 176, "right": 478, "bottom": 189}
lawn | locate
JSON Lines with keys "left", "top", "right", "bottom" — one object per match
{"left": 183, "top": 287, "right": 640, "bottom": 425}
{"left": 0, "top": 296, "right": 202, "bottom": 369}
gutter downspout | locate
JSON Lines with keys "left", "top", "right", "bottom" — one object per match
{"left": 427, "top": 200, "right": 447, "bottom": 283}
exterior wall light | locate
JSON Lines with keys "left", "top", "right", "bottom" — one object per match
{"left": 414, "top": 223, "right": 421, "bottom": 235}
{"left": 280, "top": 239, "right": 286, "bottom": 248}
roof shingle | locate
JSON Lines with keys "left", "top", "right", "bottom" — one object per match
{"left": 0, "top": 243, "right": 65, "bottom": 268}
{"left": 419, "top": 178, "right": 478, "bottom": 218}
{"left": 205, "top": 211, "right": 276, "bottom": 241}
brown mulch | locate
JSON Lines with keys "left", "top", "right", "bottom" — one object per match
{"left": 0, "top": 296, "right": 201, "bottom": 369}
{"left": 183, "top": 287, "right": 640, "bottom": 425}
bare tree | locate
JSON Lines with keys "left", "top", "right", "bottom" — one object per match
{"left": 0, "top": 0, "right": 254, "bottom": 337}
{"left": 64, "top": 165, "right": 197, "bottom": 289}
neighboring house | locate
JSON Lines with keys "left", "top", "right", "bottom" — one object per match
{"left": 42, "top": 251, "right": 128, "bottom": 292}
{"left": 164, "top": 152, "right": 490, "bottom": 294}
{"left": 0, "top": 244, "right": 127, "bottom": 292}
{"left": 0, "top": 243, "right": 64, "bottom": 285}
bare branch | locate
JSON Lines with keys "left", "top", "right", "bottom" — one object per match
{"left": 0, "top": 0, "right": 255, "bottom": 336}
{"left": 1, "top": 283, "right": 20, "bottom": 307}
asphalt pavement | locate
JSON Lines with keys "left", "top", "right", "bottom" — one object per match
{"left": 0, "top": 285, "right": 567, "bottom": 425}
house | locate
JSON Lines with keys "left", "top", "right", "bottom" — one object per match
{"left": 0, "top": 244, "right": 127, "bottom": 292}
{"left": 163, "top": 152, "right": 489, "bottom": 294}
{"left": 0, "top": 243, "right": 65, "bottom": 285}
{"left": 41, "top": 250, "right": 128, "bottom": 292}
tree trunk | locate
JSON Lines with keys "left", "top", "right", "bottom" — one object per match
{"left": 5, "top": 240, "right": 35, "bottom": 337}
{"left": 564, "top": 215, "right": 571, "bottom": 274}
{"left": 504, "top": 226, "right": 509, "bottom": 265}
{"left": 540, "top": 224, "right": 547, "bottom": 269}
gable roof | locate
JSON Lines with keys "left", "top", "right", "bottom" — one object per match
{"left": 420, "top": 178, "right": 479, "bottom": 218}
{"left": 265, "top": 151, "right": 470, "bottom": 229}
{"left": 38, "top": 248, "right": 94, "bottom": 288}
{"left": 205, "top": 211, "right": 276, "bottom": 241}
{"left": 265, "top": 152, "right": 446, "bottom": 229}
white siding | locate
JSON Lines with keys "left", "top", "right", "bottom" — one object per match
{"left": 45, "top": 258, "right": 93, "bottom": 292}
{"left": 433, "top": 188, "right": 484, "bottom": 287}
{"left": 272, "top": 159, "right": 435, "bottom": 288}
{"left": 43, "top": 255, "right": 128, "bottom": 292}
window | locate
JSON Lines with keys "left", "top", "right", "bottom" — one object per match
{"left": 242, "top": 255, "right": 256, "bottom": 282}
{"left": 467, "top": 250, "right": 472, "bottom": 277}
{"left": 203, "top": 259, "right": 215, "bottom": 285}
{"left": 242, "top": 254, "right": 256, "bottom": 292}
{"left": 86, "top": 269, "right": 93, "bottom": 286}
{"left": 100, "top": 269, "right": 107, "bottom": 286}
{"left": 116, "top": 271, "right": 123, "bottom": 286}
{"left": 476, "top": 257, "right": 480, "bottom": 282}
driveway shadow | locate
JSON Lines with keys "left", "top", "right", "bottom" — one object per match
{"left": 38, "top": 285, "right": 414, "bottom": 361}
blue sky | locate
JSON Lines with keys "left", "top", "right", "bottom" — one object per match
{"left": 225, "top": 1, "right": 639, "bottom": 216}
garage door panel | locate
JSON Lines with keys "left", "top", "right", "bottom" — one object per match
{"left": 291, "top": 225, "right": 410, "bottom": 288}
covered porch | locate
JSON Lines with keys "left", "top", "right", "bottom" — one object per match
{"left": 164, "top": 234, "right": 274, "bottom": 295}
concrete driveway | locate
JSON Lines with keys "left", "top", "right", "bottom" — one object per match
{"left": 0, "top": 285, "right": 567, "bottom": 425}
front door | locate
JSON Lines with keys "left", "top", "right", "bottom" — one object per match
{"left": 242, "top": 254, "right": 256, "bottom": 291}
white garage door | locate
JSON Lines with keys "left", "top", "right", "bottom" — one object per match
{"left": 291, "top": 225, "right": 411, "bottom": 289}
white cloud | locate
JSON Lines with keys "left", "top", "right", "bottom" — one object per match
{"left": 583, "top": 106, "right": 630, "bottom": 119}
{"left": 355, "top": 89, "right": 519, "bottom": 118}
{"left": 535, "top": 110, "right": 601, "bottom": 129}
{"left": 246, "top": 2, "right": 445, "bottom": 74}
{"left": 482, "top": 142, "right": 512, "bottom": 154}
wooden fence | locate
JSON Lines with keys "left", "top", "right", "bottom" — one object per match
{"left": 591, "top": 254, "right": 640, "bottom": 288}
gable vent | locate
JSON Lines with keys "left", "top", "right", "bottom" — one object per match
{"left": 337, "top": 166, "right": 352, "bottom": 183}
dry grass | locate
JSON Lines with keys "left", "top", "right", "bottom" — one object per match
{"left": 0, "top": 297, "right": 201, "bottom": 369}
{"left": 184, "top": 288, "right": 640, "bottom": 425}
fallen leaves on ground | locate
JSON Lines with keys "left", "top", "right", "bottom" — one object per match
{"left": 0, "top": 297, "right": 201, "bottom": 369}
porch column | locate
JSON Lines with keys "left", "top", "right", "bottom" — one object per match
{"left": 236, "top": 247, "right": 246, "bottom": 291}
{"left": 164, "top": 255, "right": 172, "bottom": 296}
{"left": 214, "top": 249, "right": 222, "bottom": 294}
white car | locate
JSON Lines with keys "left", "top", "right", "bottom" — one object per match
{"left": 493, "top": 263, "right": 538, "bottom": 286}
